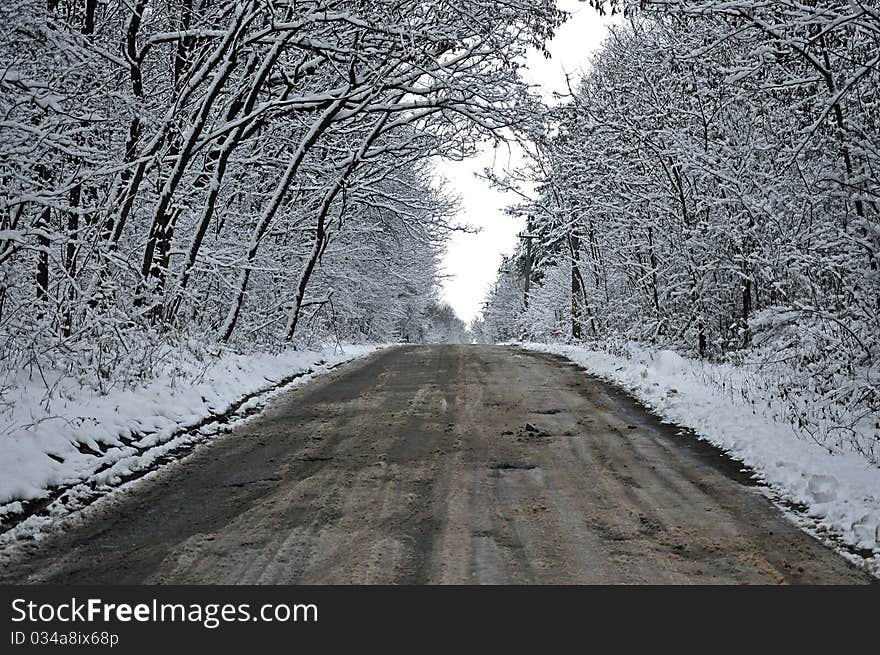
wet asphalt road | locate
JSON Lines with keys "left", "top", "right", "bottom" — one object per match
{"left": 0, "top": 345, "right": 871, "bottom": 584}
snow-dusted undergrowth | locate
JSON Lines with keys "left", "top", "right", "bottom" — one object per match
{"left": 523, "top": 342, "right": 880, "bottom": 576}
{"left": 0, "top": 343, "right": 378, "bottom": 528}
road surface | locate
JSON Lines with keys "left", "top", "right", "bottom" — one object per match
{"left": 1, "top": 345, "right": 871, "bottom": 584}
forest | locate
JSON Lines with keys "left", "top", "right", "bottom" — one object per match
{"left": 1, "top": 0, "right": 552, "bottom": 389}
{"left": 478, "top": 0, "right": 880, "bottom": 464}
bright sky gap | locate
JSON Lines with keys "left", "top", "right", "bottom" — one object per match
{"left": 437, "top": 0, "right": 617, "bottom": 324}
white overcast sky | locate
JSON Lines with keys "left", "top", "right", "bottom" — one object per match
{"left": 436, "top": 0, "right": 617, "bottom": 324}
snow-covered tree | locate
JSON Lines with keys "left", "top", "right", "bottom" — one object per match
{"left": 1, "top": 0, "right": 563, "bottom": 386}
{"left": 482, "top": 6, "right": 879, "bottom": 461}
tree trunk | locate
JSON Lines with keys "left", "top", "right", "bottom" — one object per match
{"left": 646, "top": 225, "right": 661, "bottom": 319}
{"left": 284, "top": 111, "right": 395, "bottom": 342}
{"left": 138, "top": 8, "right": 249, "bottom": 316}
{"left": 36, "top": 206, "right": 50, "bottom": 306}
{"left": 219, "top": 96, "right": 348, "bottom": 342}
{"left": 62, "top": 184, "right": 80, "bottom": 337}
{"left": 167, "top": 34, "right": 292, "bottom": 321}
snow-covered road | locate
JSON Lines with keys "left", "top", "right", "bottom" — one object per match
{"left": 0, "top": 344, "right": 378, "bottom": 537}
{"left": 1, "top": 345, "right": 871, "bottom": 583}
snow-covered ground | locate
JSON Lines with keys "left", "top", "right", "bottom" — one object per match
{"left": 0, "top": 343, "right": 378, "bottom": 531}
{"left": 523, "top": 342, "right": 880, "bottom": 576}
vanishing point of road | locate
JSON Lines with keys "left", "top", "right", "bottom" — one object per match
{"left": 1, "top": 346, "right": 871, "bottom": 584}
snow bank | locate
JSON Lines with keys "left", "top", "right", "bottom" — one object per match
{"left": 0, "top": 344, "right": 378, "bottom": 519}
{"left": 523, "top": 342, "right": 880, "bottom": 575}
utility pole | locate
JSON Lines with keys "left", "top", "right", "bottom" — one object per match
{"left": 519, "top": 224, "right": 537, "bottom": 308}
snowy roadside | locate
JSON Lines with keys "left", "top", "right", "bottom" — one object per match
{"left": 0, "top": 343, "right": 379, "bottom": 537}
{"left": 521, "top": 342, "right": 880, "bottom": 577}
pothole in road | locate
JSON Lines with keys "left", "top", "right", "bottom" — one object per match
{"left": 637, "top": 513, "right": 664, "bottom": 536}
{"left": 489, "top": 462, "right": 538, "bottom": 471}
{"left": 502, "top": 423, "right": 580, "bottom": 441}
